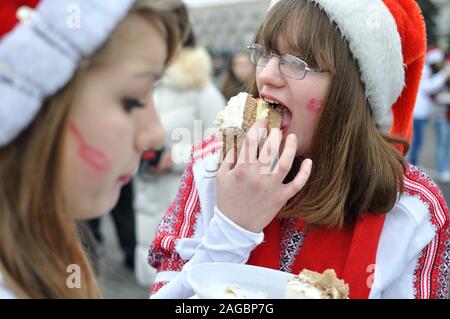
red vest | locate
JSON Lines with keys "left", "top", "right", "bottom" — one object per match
{"left": 247, "top": 213, "right": 386, "bottom": 299}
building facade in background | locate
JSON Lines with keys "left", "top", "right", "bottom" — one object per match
{"left": 434, "top": 0, "right": 450, "bottom": 49}
{"left": 185, "top": 0, "right": 450, "bottom": 76}
{"left": 186, "top": 0, "right": 270, "bottom": 76}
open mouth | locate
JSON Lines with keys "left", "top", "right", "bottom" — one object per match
{"left": 263, "top": 97, "right": 293, "bottom": 131}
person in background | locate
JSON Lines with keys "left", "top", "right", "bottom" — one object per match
{"left": 409, "top": 48, "right": 450, "bottom": 176}
{"left": 434, "top": 52, "right": 450, "bottom": 181}
{"left": 86, "top": 180, "right": 141, "bottom": 272}
{"left": 428, "top": 48, "right": 450, "bottom": 182}
{"left": 0, "top": 0, "right": 185, "bottom": 298}
{"left": 220, "top": 50, "right": 254, "bottom": 101}
{"left": 133, "top": 26, "right": 225, "bottom": 286}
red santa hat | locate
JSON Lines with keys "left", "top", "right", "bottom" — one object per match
{"left": 269, "top": 0, "right": 427, "bottom": 153}
{"left": 0, "top": 0, "right": 39, "bottom": 38}
{"left": 0, "top": 0, "right": 135, "bottom": 146}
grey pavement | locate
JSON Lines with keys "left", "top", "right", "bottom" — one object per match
{"left": 96, "top": 215, "right": 149, "bottom": 299}
{"left": 97, "top": 122, "right": 450, "bottom": 299}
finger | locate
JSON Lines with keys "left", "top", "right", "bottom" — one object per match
{"left": 218, "top": 141, "right": 237, "bottom": 172}
{"left": 237, "top": 118, "right": 267, "bottom": 165}
{"left": 273, "top": 134, "right": 297, "bottom": 179}
{"left": 258, "top": 128, "right": 282, "bottom": 174}
{"left": 282, "top": 158, "right": 312, "bottom": 200}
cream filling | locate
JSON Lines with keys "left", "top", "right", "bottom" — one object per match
{"left": 223, "top": 285, "right": 268, "bottom": 299}
{"left": 214, "top": 92, "right": 248, "bottom": 129}
{"left": 255, "top": 99, "right": 269, "bottom": 121}
{"left": 284, "top": 278, "right": 322, "bottom": 299}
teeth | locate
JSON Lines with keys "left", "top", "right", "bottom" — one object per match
{"left": 263, "top": 99, "right": 279, "bottom": 108}
{"left": 263, "top": 97, "right": 288, "bottom": 113}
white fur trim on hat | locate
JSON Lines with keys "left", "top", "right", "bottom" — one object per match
{"left": 269, "top": 0, "right": 405, "bottom": 125}
{"left": 0, "top": 0, "right": 134, "bottom": 147}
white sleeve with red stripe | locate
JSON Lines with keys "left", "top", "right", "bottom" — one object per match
{"left": 150, "top": 208, "right": 263, "bottom": 299}
{"left": 148, "top": 145, "right": 263, "bottom": 298}
{"left": 370, "top": 165, "right": 450, "bottom": 299}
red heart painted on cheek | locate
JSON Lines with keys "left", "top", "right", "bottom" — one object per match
{"left": 306, "top": 98, "right": 324, "bottom": 113}
{"left": 69, "top": 122, "right": 111, "bottom": 174}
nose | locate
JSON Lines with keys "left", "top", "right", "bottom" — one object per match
{"left": 257, "top": 55, "right": 285, "bottom": 88}
{"left": 135, "top": 98, "right": 165, "bottom": 153}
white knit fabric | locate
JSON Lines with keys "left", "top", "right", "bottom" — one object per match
{"left": 0, "top": 272, "right": 16, "bottom": 299}
{"left": 0, "top": 0, "right": 135, "bottom": 146}
{"left": 269, "top": 0, "right": 405, "bottom": 125}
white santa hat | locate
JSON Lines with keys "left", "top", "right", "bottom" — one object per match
{"left": 269, "top": 0, "right": 427, "bottom": 152}
{"left": 0, "top": 0, "right": 134, "bottom": 147}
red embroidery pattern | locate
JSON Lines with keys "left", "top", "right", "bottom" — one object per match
{"left": 148, "top": 136, "right": 220, "bottom": 294}
{"left": 147, "top": 157, "right": 199, "bottom": 293}
{"left": 279, "top": 218, "right": 306, "bottom": 273}
{"left": 192, "top": 133, "right": 222, "bottom": 164}
{"left": 404, "top": 164, "right": 450, "bottom": 299}
{"left": 275, "top": 164, "right": 450, "bottom": 298}
{"left": 150, "top": 281, "right": 168, "bottom": 295}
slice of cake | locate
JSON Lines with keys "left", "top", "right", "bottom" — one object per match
{"left": 285, "top": 269, "right": 349, "bottom": 299}
{"left": 214, "top": 92, "right": 283, "bottom": 160}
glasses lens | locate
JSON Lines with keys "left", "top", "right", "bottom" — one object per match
{"left": 249, "top": 44, "right": 270, "bottom": 67}
{"left": 248, "top": 45, "right": 316, "bottom": 80}
{"left": 280, "top": 54, "right": 307, "bottom": 80}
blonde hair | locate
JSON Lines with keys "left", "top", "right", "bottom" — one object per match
{"left": 249, "top": 0, "right": 405, "bottom": 228}
{"left": 0, "top": 0, "right": 186, "bottom": 298}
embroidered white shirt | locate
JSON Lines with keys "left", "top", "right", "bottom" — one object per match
{"left": 149, "top": 138, "right": 450, "bottom": 299}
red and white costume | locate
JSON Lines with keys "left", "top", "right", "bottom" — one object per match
{"left": 147, "top": 0, "right": 448, "bottom": 300}
{"left": 148, "top": 134, "right": 450, "bottom": 299}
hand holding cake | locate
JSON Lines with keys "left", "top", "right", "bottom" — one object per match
{"left": 214, "top": 92, "right": 285, "bottom": 161}
{"left": 214, "top": 92, "right": 313, "bottom": 233}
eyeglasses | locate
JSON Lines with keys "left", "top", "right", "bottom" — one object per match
{"left": 248, "top": 43, "right": 324, "bottom": 80}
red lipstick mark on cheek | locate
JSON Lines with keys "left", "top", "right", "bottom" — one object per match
{"left": 306, "top": 98, "right": 324, "bottom": 113}
{"left": 69, "top": 122, "right": 111, "bottom": 174}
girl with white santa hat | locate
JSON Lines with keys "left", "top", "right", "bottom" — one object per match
{"left": 0, "top": 0, "right": 187, "bottom": 298}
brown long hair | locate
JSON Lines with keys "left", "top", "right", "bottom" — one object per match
{"left": 250, "top": 0, "right": 406, "bottom": 228}
{"left": 0, "top": 0, "right": 186, "bottom": 298}
{"left": 221, "top": 52, "right": 248, "bottom": 101}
